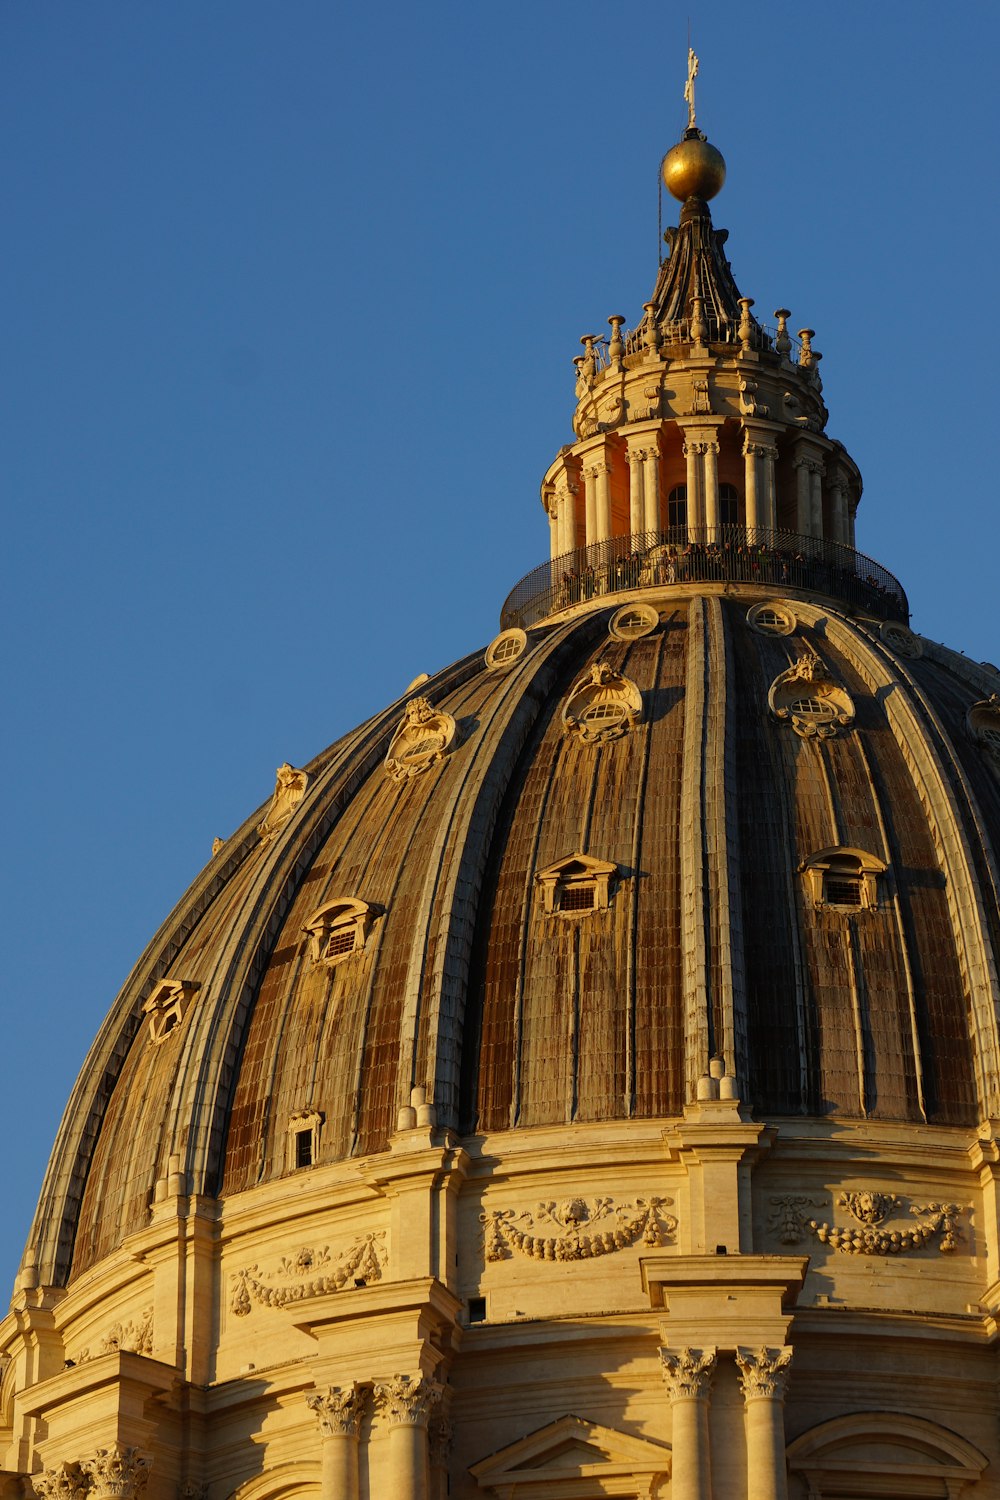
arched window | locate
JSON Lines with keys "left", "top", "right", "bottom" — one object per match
{"left": 667, "top": 484, "right": 687, "bottom": 531}
{"left": 719, "top": 482, "right": 739, "bottom": 525}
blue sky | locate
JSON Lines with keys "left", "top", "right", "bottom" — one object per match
{"left": 2, "top": 2, "right": 997, "bottom": 1288}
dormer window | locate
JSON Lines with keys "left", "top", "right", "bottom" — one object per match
{"left": 562, "top": 661, "right": 643, "bottom": 744}
{"left": 769, "top": 652, "right": 855, "bottom": 739}
{"left": 800, "top": 848, "right": 887, "bottom": 912}
{"left": 536, "top": 854, "right": 618, "bottom": 916}
{"left": 287, "top": 1109, "right": 323, "bottom": 1171}
{"left": 747, "top": 601, "right": 796, "bottom": 637}
{"left": 610, "top": 603, "right": 658, "bottom": 641}
{"left": 142, "top": 980, "right": 200, "bottom": 1044}
{"left": 485, "top": 629, "right": 528, "bottom": 669}
{"left": 305, "top": 898, "right": 380, "bottom": 966}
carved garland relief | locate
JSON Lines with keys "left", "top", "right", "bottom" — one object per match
{"left": 769, "top": 1192, "right": 963, "bottom": 1255}
{"left": 481, "top": 1195, "right": 676, "bottom": 1262}
{"left": 230, "top": 1233, "right": 387, "bottom": 1316}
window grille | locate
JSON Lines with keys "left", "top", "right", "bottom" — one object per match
{"left": 719, "top": 482, "right": 739, "bottom": 525}
{"left": 558, "top": 884, "right": 597, "bottom": 912}
{"left": 492, "top": 635, "right": 522, "bottom": 662}
{"left": 667, "top": 485, "right": 687, "bottom": 529}
{"left": 790, "top": 696, "right": 836, "bottom": 718}
{"left": 324, "top": 928, "right": 356, "bottom": 960}
{"left": 824, "top": 875, "right": 863, "bottom": 907}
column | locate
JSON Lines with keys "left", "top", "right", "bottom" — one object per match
{"left": 627, "top": 448, "right": 645, "bottom": 539}
{"left": 558, "top": 479, "right": 579, "bottom": 556}
{"left": 80, "top": 1447, "right": 152, "bottom": 1500}
{"left": 583, "top": 464, "right": 598, "bottom": 546}
{"left": 703, "top": 440, "right": 720, "bottom": 538}
{"left": 828, "top": 475, "right": 847, "bottom": 546}
{"left": 809, "top": 463, "right": 825, "bottom": 539}
{"left": 736, "top": 1347, "right": 793, "bottom": 1500}
{"left": 761, "top": 444, "right": 778, "bottom": 532}
{"left": 794, "top": 457, "right": 812, "bottom": 536}
{"left": 684, "top": 441, "right": 703, "bottom": 531}
{"left": 373, "top": 1374, "right": 442, "bottom": 1500}
{"left": 308, "top": 1384, "right": 366, "bottom": 1500}
{"left": 594, "top": 461, "right": 612, "bottom": 543}
{"left": 642, "top": 446, "right": 661, "bottom": 534}
{"left": 547, "top": 502, "right": 559, "bottom": 562}
{"left": 659, "top": 1347, "right": 717, "bottom": 1500}
{"left": 743, "top": 436, "right": 761, "bottom": 533}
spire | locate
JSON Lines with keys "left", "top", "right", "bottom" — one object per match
{"left": 648, "top": 54, "right": 752, "bottom": 341}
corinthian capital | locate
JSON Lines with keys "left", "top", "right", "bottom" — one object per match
{"left": 373, "top": 1373, "right": 442, "bottom": 1428}
{"left": 32, "top": 1465, "right": 88, "bottom": 1500}
{"left": 80, "top": 1446, "right": 151, "bottom": 1500}
{"left": 307, "top": 1383, "right": 366, "bottom": 1437}
{"left": 659, "top": 1346, "right": 717, "bottom": 1399}
{"left": 736, "top": 1345, "right": 793, "bottom": 1399}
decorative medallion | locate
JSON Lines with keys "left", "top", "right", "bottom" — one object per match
{"left": 230, "top": 1233, "right": 387, "bottom": 1316}
{"left": 484, "top": 628, "right": 528, "bottom": 670}
{"left": 258, "top": 763, "right": 309, "bottom": 840}
{"left": 384, "top": 697, "right": 457, "bottom": 781}
{"left": 562, "top": 661, "right": 642, "bottom": 743}
{"left": 967, "top": 696, "right": 1000, "bottom": 765}
{"left": 747, "top": 601, "right": 796, "bottom": 637}
{"left": 769, "top": 649, "right": 854, "bottom": 738}
{"left": 481, "top": 1195, "right": 676, "bottom": 1262}
{"left": 771, "top": 1192, "right": 963, "bottom": 1255}
{"left": 609, "top": 603, "right": 659, "bottom": 641}
{"left": 142, "top": 980, "right": 199, "bottom": 1045}
{"left": 879, "top": 621, "right": 922, "bottom": 658}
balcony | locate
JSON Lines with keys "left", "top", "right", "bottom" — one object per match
{"left": 499, "top": 526, "right": 908, "bottom": 631}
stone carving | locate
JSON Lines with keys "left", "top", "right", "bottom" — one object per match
{"left": 373, "top": 1373, "right": 442, "bottom": 1428}
{"left": 879, "top": 621, "right": 922, "bottom": 659}
{"left": 482, "top": 1196, "right": 676, "bottom": 1262}
{"left": 769, "top": 651, "right": 855, "bottom": 739}
{"left": 967, "top": 696, "right": 1000, "bottom": 763}
{"left": 258, "top": 763, "right": 309, "bottom": 840}
{"left": 80, "top": 1446, "right": 151, "bottom": 1500}
{"left": 230, "top": 1232, "right": 386, "bottom": 1315}
{"left": 384, "top": 697, "right": 457, "bottom": 782}
{"left": 142, "top": 980, "right": 199, "bottom": 1045}
{"left": 659, "top": 1346, "right": 717, "bottom": 1399}
{"left": 178, "top": 1485, "right": 208, "bottom": 1500}
{"left": 768, "top": 1195, "right": 823, "bottom": 1244}
{"left": 736, "top": 1345, "right": 793, "bottom": 1399}
{"left": 211, "top": 836, "right": 224, "bottom": 856}
{"left": 307, "top": 1383, "right": 366, "bottom": 1437}
{"left": 562, "top": 662, "right": 643, "bottom": 744}
{"left": 33, "top": 1466, "right": 88, "bottom": 1500}
{"left": 72, "top": 1307, "right": 154, "bottom": 1364}
{"left": 776, "top": 1193, "right": 962, "bottom": 1255}
{"left": 428, "top": 1413, "right": 454, "bottom": 1467}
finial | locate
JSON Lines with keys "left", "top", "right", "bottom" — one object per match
{"left": 684, "top": 47, "right": 700, "bottom": 131}
{"left": 738, "top": 297, "right": 755, "bottom": 352}
{"left": 642, "top": 302, "right": 662, "bottom": 355}
{"left": 608, "top": 315, "right": 625, "bottom": 367}
{"left": 798, "top": 328, "right": 815, "bottom": 367}
{"left": 774, "top": 309, "right": 792, "bottom": 355}
{"left": 662, "top": 52, "right": 726, "bottom": 204}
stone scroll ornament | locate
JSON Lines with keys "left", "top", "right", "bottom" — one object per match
{"left": 373, "top": 1374, "right": 443, "bottom": 1428}
{"left": 33, "top": 1466, "right": 89, "bottom": 1500}
{"left": 768, "top": 649, "right": 855, "bottom": 739}
{"left": 659, "top": 1346, "right": 717, "bottom": 1399}
{"left": 80, "top": 1446, "right": 151, "bottom": 1500}
{"left": 769, "top": 1191, "right": 962, "bottom": 1255}
{"left": 307, "top": 1383, "right": 367, "bottom": 1438}
{"left": 384, "top": 697, "right": 457, "bottom": 781}
{"left": 561, "top": 662, "right": 643, "bottom": 745}
{"left": 230, "top": 1232, "right": 386, "bottom": 1316}
{"left": 257, "top": 762, "right": 309, "bottom": 839}
{"left": 481, "top": 1195, "right": 676, "bottom": 1263}
{"left": 736, "top": 1346, "right": 793, "bottom": 1399}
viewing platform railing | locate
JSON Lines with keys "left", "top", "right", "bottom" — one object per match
{"left": 499, "top": 526, "right": 908, "bottom": 630}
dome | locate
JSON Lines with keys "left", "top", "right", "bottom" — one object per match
{"left": 7, "top": 61, "right": 1000, "bottom": 1500}
{"left": 35, "top": 600, "right": 1000, "bottom": 1284}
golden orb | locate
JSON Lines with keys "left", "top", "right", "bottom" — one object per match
{"left": 662, "top": 133, "right": 726, "bottom": 203}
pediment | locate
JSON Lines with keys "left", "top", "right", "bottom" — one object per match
{"left": 470, "top": 1414, "right": 671, "bottom": 1497}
